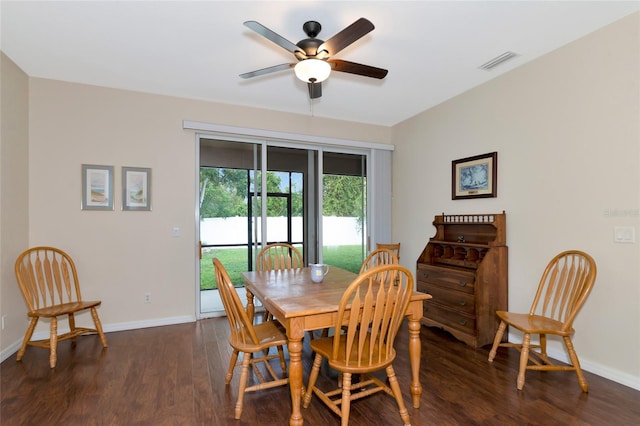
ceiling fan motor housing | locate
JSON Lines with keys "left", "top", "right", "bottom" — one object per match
{"left": 296, "top": 21, "right": 326, "bottom": 60}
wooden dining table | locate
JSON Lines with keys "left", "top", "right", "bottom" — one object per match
{"left": 242, "top": 265, "right": 431, "bottom": 426}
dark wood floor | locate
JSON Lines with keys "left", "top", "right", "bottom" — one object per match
{"left": 2, "top": 318, "right": 639, "bottom": 425}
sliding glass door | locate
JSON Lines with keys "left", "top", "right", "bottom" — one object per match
{"left": 197, "top": 137, "right": 372, "bottom": 317}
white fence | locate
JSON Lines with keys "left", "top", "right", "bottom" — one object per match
{"left": 201, "top": 217, "right": 362, "bottom": 246}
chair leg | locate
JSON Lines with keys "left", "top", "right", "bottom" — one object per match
{"left": 90, "top": 308, "right": 108, "bottom": 347}
{"left": 235, "top": 352, "right": 252, "bottom": 419}
{"left": 516, "top": 333, "right": 531, "bottom": 390}
{"left": 303, "top": 353, "right": 322, "bottom": 408}
{"left": 49, "top": 317, "right": 58, "bottom": 368}
{"left": 386, "top": 365, "right": 411, "bottom": 426}
{"left": 564, "top": 336, "right": 589, "bottom": 392}
{"left": 69, "top": 313, "right": 77, "bottom": 347}
{"left": 277, "top": 345, "right": 287, "bottom": 373}
{"left": 537, "top": 333, "right": 550, "bottom": 364}
{"left": 226, "top": 349, "right": 239, "bottom": 384}
{"left": 341, "top": 372, "right": 352, "bottom": 426}
{"left": 17, "top": 317, "right": 38, "bottom": 361}
{"left": 488, "top": 320, "right": 506, "bottom": 362}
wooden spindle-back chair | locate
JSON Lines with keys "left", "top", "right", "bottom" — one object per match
{"left": 256, "top": 243, "right": 303, "bottom": 271}
{"left": 488, "top": 250, "right": 597, "bottom": 392}
{"left": 213, "top": 258, "right": 289, "bottom": 419}
{"left": 359, "top": 247, "right": 399, "bottom": 273}
{"left": 376, "top": 242, "right": 401, "bottom": 262}
{"left": 303, "top": 264, "right": 414, "bottom": 426}
{"left": 14, "top": 246, "right": 108, "bottom": 368}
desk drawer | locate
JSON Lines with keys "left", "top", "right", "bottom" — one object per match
{"left": 417, "top": 265, "right": 475, "bottom": 294}
{"left": 424, "top": 303, "right": 475, "bottom": 335}
{"left": 418, "top": 283, "right": 475, "bottom": 316}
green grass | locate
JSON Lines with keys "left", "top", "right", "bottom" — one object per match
{"left": 200, "top": 245, "right": 364, "bottom": 290}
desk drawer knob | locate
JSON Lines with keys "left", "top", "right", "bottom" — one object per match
{"left": 458, "top": 300, "right": 467, "bottom": 306}
{"left": 458, "top": 319, "right": 468, "bottom": 326}
{"left": 459, "top": 280, "right": 467, "bottom": 287}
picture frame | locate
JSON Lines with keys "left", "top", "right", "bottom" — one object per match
{"left": 452, "top": 152, "right": 497, "bottom": 200}
{"left": 81, "top": 164, "right": 114, "bottom": 210}
{"left": 122, "top": 167, "right": 151, "bottom": 211}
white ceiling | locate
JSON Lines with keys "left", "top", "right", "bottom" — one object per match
{"left": 2, "top": 1, "right": 638, "bottom": 126}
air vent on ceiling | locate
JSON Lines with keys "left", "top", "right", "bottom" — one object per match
{"left": 479, "top": 51, "right": 519, "bottom": 71}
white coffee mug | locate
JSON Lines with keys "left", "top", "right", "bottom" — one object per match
{"left": 310, "top": 263, "right": 330, "bottom": 283}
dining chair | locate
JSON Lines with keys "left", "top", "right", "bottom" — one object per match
{"left": 319, "top": 247, "right": 400, "bottom": 345}
{"left": 256, "top": 243, "right": 304, "bottom": 322}
{"left": 324, "top": 246, "right": 400, "bottom": 374}
{"left": 256, "top": 242, "right": 303, "bottom": 271}
{"left": 303, "top": 264, "right": 414, "bottom": 426}
{"left": 14, "top": 246, "right": 108, "bottom": 368}
{"left": 488, "top": 250, "right": 597, "bottom": 392}
{"left": 213, "top": 258, "right": 289, "bottom": 419}
{"left": 359, "top": 247, "right": 399, "bottom": 273}
{"left": 376, "top": 242, "right": 401, "bottom": 262}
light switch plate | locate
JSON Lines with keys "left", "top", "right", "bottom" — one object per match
{"left": 614, "top": 226, "right": 635, "bottom": 243}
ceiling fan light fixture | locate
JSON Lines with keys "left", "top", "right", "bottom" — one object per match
{"left": 294, "top": 59, "right": 331, "bottom": 83}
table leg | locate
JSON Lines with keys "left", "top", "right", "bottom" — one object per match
{"left": 408, "top": 303, "right": 423, "bottom": 408}
{"left": 287, "top": 319, "right": 305, "bottom": 426}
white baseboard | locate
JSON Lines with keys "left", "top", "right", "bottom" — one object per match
{"left": 507, "top": 331, "right": 640, "bottom": 391}
{"left": 0, "top": 339, "right": 23, "bottom": 363}
{"left": 0, "top": 315, "right": 196, "bottom": 364}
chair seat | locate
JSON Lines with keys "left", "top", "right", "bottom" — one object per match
{"left": 29, "top": 300, "right": 102, "bottom": 318}
{"left": 496, "top": 311, "right": 574, "bottom": 336}
{"left": 229, "top": 320, "right": 289, "bottom": 353}
{"left": 310, "top": 335, "right": 396, "bottom": 373}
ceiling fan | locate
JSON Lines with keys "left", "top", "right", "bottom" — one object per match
{"left": 240, "top": 18, "right": 388, "bottom": 99}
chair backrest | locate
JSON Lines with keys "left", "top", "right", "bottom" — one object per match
{"left": 332, "top": 264, "right": 414, "bottom": 367}
{"left": 376, "top": 243, "right": 400, "bottom": 261}
{"left": 530, "top": 250, "right": 597, "bottom": 332}
{"left": 213, "top": 258, "right": 260, "bottom": 346}
{"left": 256, "top": 243, "right": 303, "bottom": 270}
{"left": 359, "top": 248, "right": 399, "bottom": 273}
{"left": 15, "top": 246, "right": 84, "bottom": 313}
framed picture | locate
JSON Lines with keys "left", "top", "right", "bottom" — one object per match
{"left": 81, "top": 164, "right": 114, "bottom": 210}
{"left": 122, "top": 167, "right": 151, "bottom": 211}
{"left": 452, "top": 152, "right": 497, "bottom": 200}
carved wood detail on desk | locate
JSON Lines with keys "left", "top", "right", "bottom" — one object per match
{"left": 416, "top": 212, "right": 508, "bottom": 348}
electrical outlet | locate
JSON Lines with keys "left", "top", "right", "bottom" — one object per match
{"left": 144, "top": 293, "right": 152, "bottom": 303}
{"left": 1, "top": 315, "right": 6, "bottom": 330}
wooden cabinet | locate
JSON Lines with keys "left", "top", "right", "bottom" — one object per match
{"left": 416, "top": 212, "right": 508, "bottom": 348}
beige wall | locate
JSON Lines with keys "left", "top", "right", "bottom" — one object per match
{"left": 0, "top": 53, "right": 30, "bottom": 352}
{"left": 393, "top": 13, "right": 640, "bottom": 388}
{"left": 0, "top": 74, "right": 390, "bottom": 355}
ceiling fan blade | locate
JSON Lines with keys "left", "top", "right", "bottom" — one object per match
{"left": 239, "top": 63, "right": 294, "bottom": 79}
{"left": 316, "top": 18, "right": 374, "bottom": 57}
{"left": 244, "top": 21, "right": 306, "bottom": 56}
{"left": 329, "top": 59, "right": 388, "bottom": 79}
{"left": 308, "top": 81, "right": 322, "bottom": 99}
